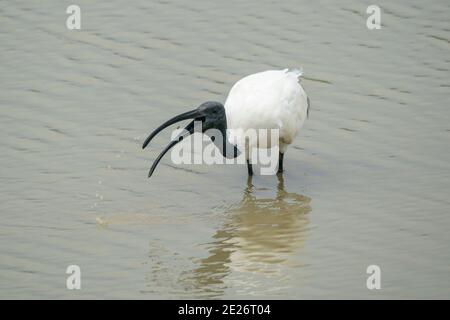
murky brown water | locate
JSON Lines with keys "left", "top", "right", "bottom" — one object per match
{"left": 1, "top": 0, "right": 449, "bottom": 299}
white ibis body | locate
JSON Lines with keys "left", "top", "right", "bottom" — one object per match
{"left": 142, "top": 68, "right": 310, "bottom": 177}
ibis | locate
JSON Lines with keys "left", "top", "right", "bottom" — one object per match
{"left": 142, "top": 68, "right": 310, "bottom": 177}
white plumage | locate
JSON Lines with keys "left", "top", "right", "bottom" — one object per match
{"left": 225, "top": 68, "right": 309, "bottom": 156}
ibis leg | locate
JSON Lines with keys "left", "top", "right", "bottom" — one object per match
{"left": 278, "top": 152, "right": 284, "bottom": 173}
{"left": 247, "top": 160, "right": 253, "bottom": 176}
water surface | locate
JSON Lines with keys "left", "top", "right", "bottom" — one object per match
{"left": 1, "top": 0, "right": 449, "bottom": 299}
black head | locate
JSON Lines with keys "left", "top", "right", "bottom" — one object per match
{"left": 142, "top": 101, "right": 232, "bottom": 178}
{"left": 196, "top": 101, "right": 227, "bottom": 133}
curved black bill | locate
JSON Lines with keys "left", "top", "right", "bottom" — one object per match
{"left": 147, "top": 120, "right": 196, "bottom": 178}
{"left": 142, "top": 109, "right": 200, "bottom": 149}
{"left": 148, "top": 138, "right": 179, "bottom": 178}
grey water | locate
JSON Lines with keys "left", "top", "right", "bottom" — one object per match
{"left": 1, "top": 0, "right": 449, "bottom": 299}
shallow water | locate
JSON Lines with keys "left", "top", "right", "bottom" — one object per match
{"left": 1, "top": 0, "right": 449, "bottom": 299}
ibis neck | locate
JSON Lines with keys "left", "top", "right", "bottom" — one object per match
{"left": 211, "top": 120, "right": 239, "bottom": 159}
{"left": 220, "top": 136, "right": 240, "bottom": 159}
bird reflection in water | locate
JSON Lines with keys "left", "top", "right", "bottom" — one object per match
{"left": 182, "top": 174, "right": 311, "bottom": 297}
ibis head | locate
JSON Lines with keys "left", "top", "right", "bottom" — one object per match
{"left": 142, "top": 101, "right": 239, "bottom": 178}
